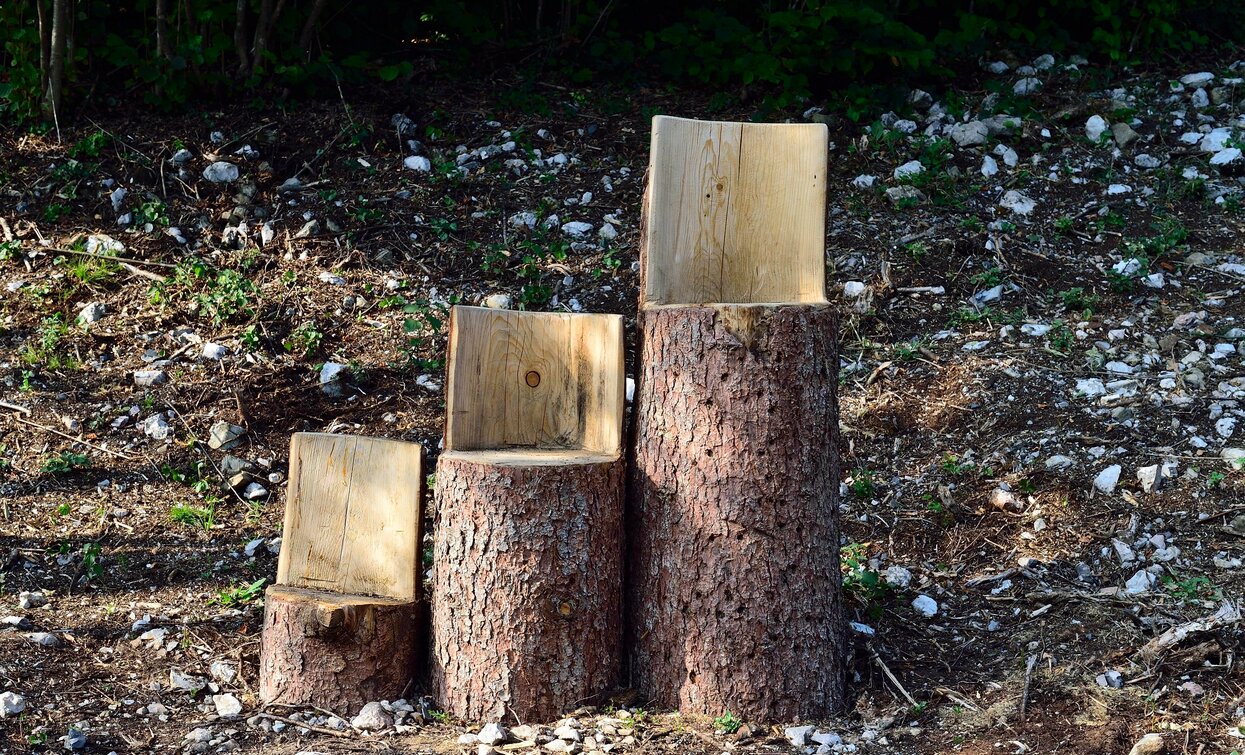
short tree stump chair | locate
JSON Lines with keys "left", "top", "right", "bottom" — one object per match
{"left": 628, "top": 115, "right": 846, "bottom": 721}
{"left": 431, "top": 305, "right": 625, "bottom": 723}
{"left": 259, "top": 432, "right": 424, "bottom": 715}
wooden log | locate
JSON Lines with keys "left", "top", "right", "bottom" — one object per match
{"left": 260, "top": 433, "right": 425, "bottom": 713}
{"left": 258, "top": 584, "right": 418, "bottom": 714}
{"left": 432, "top": 306, "right": 626, "bottom": 722}
{"left": 431, "top": 451, "right": 623, "bottom": 722}
{"left": 627, "top": 303, "right": 846, "bottom": 721}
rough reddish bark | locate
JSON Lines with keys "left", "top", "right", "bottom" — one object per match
{"left": 627, "top": 304, "right": 845, "bottom": 721}
{"left": 431, "top": 455, "right": 624, "bottom": 722}
{"left": 258, "top": 585, "right": 417, "bottom": 714}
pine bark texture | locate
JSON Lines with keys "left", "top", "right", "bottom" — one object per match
{"left": 627, "top": 304, "right": 846, "bottom": 721}
{"left": 431, "top": 455, "right": 624, "bottom": 722}
{"left": 258, "top": 585, "right": 418, "bottom": 715}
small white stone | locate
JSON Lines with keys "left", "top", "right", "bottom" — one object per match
{"left": 1085, "top": 115, "right": 1108, "bottom": 142}
{"left": 1210, "top": 148, "right": 1242, "bottom": 166}
{"left": 851, "top": 174, "right": 876, "bottom": 189}
{"left": 403, "top": 155, "right": 432, "bottom": 172}
{"left": 203, "top": 161, "right": 240, "bottom": 183}
{"left": 893, "top": 160, "right": 924, "bottom": 179}
{"left": 843, "top": 281, "right": 867, "bottom": 298}
{"left": 477, "top": 723, "right": 508, "bottom": 746}
{"left": 213, "top": 693, "right": 243, "bottom": 718}
{"left": 483, "top": 293, "right": 512, "bottom": 309}
{"left": 598, "top": 223, "right": 618, "bottom": 241}
{"left": 1125, "top": 570, "right": 1156, "bottom": 594}
{"left": 1000, "top": 190, "right": 1035, "bottom": 215}
{"left": 785, "top": 725, "right": 816, "bottom": 747}
{"left": 243, "top": 482, "right": 268, "bottom": 500}
{"left": 1181, "top": 72, "right": 1214, "bottom": 87}
{"left": 911, "top": 594, "right": 939, "bottom": 617}
{"left": 883, "top": 566, "right": 912, "bottom": 589}
{"left": 1094, "top": 465, "right": 1122, "bottom": 494}
{"left": 319, "top": 362, "right": 350, "bottom": 396}
{"left": 1106, "top": 183, "right": 1132, "bottom": 195}
{"left": 980, "top": 155, "right": 998, "bottom": 177}
{"left": 351, "top": 701, "right": 393, "bottom": 731}
{"left": 1013, "top": 77, "right": 1042, "bottom": 95}
{"left": 202, "top": 343, "right": 228, "bottom": 360}
{"left": 561, "top": 221, "right": 593, "bottom": 238}
{"left": 0, "top": 691, "right": 26, "bottom": 717}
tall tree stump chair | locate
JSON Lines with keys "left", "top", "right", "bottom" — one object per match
{"left": 258, "top": 432, "right": 424, "bottom": 715}
{"left": 628, "top": 115, "right": 846, "bottom": 721}
{"left": 431, "top": 305, "right": 625, "bottom": 723}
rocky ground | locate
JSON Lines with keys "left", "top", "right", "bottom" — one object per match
{"left": 1, "top": 51, "right": 1245, "bottom": 755}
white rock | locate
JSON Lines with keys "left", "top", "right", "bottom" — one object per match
{"left": 1210, "top": 148, "right": 1241, "bottom": 166}
{"left": 1085, "top": 115, "right": 1108, "bottom": 142}
{"left": 1125, "top": 570, "right": 1157, "bottom": 594}
{"left": 785, "top": 725, "right": 816, "bottom": 746}
{"left": 949, "top": 121, "right": 989, "bottom": 147}
{"left": 483, "top": 293, "right": 512, "bottom": 309}
{"left": 78, "top": 302, "right": 106, "bottom": 326}
{"left": 0, "top": 691, "right": 26, "bottom": 717}
{"left": 1216, "top": 417, "right": 1236, "bottom": 438}
{"left": 561, "top": 221, "right": 593, "bottom": 238}
{"left": 319, "top": 362, "right": 349, "bottom": 397}
{"left": 598, "top": 223, "right": 618, "bottom": 241}
{"left": 351, "top": 701, "right": 393, "bottom": 731}
{"left": 883, "top": 566, "right": 912, "bottom": 589}
{"left": 1013, "top": 77, "right": 1042, "bottom": 95}
{"left": 403, "top": 155, "right": 431, "bottom": 172}
{"left": 1106, "top": 183, "right": 1132, "bottom": 195}
{"left": 477, "top": 723, "right": 508, "bottom": 746}
{"left": 110, "top": 187, "right": 127, "bottom": 214}
{"left": 1000, "top": 190, "right": 1035, "bottom": 215}
{"left": 985, "top": 61, "right": 1009, "bottom": 74}
{"left": 1134, "top": 154, "right": 1161, "bottom": 169}
{"left": 1181, "top": 72, "right": 1214, "bottom": 87}
{"left": 1127, "top": 733, "right": 1165, "bottom": 755}
{"left": 213, "top": 693, "right": 243, "bottom": 717}
{"left": 143, "top": 414, "right": 172, "bottom": 440}
{"left": 1094, "top": 465, "right": 1122, "bottom": 494}
{"left": 893, "top": 160, "right": 924, "bottom": 179}
{"left": 210, "top": 660, "right": 237, "bottom": 684}
{"left": 1045, "top": 455, "right": 1074, "bottom": 470}
{"left": 981, "top": 155, "right": 998, "bottom": 177}
{"left": 993, "top": 143, "right": 1019, "bottom": 166}
{"left": 202, "top": 162, "right": 240, "bottom": 183}
{"left": 1201, "top": 128, "right": 1233, "bottom": 153}
{"left": 18, "top": 591, "right": 46, "bottom": 609}
{"left": 1020, "top": 323, "right": 1050, "bottom": 337}
{"left": 886, "top": 185, "right": 924, "bottom": 204}
{"left": 911, "top": 594, "right": 939, "bottom": 617}
{"left": 852, "top": 174, "right": 877, "bottom": 189}
{"left": 1192, "top": 88, "right": 1210, "bottom": 107}
{"left": 243, "top": 482, "right": 268, "bottom": 500}
{"left": 843, "top": 281, "right": 867, "bottom": 298}
{"left": 133, "top": 370, "right": 168, "bottom": 387}
{"left": 554, "top": 725, "right": 581, "bottom": 741}
{"left": 1136, "top": 465, "right": 1162, "bottom": 493}
{"left": 202, "top": 343, "right": 228, "bottom": 360}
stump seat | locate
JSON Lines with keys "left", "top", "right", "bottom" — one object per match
{"left": 432, "top": 306, "right": 625, "bottom": 723}
{"left": 259, "top": 433, "right": 424, "bottom": 715}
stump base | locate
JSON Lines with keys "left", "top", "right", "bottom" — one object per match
{"left": 432, "top": 452, "right": 623, "bottom": 722}
{"left": 259, "top": 584, "right": 418, "bottom": 715}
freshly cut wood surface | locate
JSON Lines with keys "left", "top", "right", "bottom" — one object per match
{"left": 259, "top": 584, "right": 418, "bottom": 715}
{"left": 444, "top": 306, "right": 624, "bottom": 456}
{"left": 642, "top": 115, "right": 828, "bottom": 307}
{"left": 275, "top": 432, "right": 424, "bottom": 601}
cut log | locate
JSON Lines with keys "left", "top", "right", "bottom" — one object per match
{"left": 258, "top": 584, "right": 418, "bottom": 714}
{"left": 431, "top": 451, "right": 623, "bottom": 722}
{"left": 627, "top": 303, "right": 846, "bottom": 721}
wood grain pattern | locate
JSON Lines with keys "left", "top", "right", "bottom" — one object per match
{"left": 444, "top": 306, "right": 624, "bottom": 457}
{"left": 642, "top": 115, "right": 828, "bottom": 307}
{"left": 276, "top": 433, "right": 424, "bottom": 601}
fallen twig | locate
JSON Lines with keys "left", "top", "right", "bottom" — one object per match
{"left": 256, "top": 712, "right": 354, "bottom": 738}
{"left": 7, "top": 414, "right": 135, "bottom": 460}
{"left": 870, "top": 647, "right": 918, "bottom": 707}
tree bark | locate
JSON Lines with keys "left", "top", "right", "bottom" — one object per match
{"left": 627, "top": 304, "right": 846, "bottom": 722}
{"left": 232, "top": 0, "right": 249, "bottom": 77}
{"left": 431, "top": 453, "right": 623, "bottom": 722}
{"left": 35, "top": 0, "right": 50, "bottom": 101}
{"left": 259, "top": 585, "right": 418, "bottom": 715}
{"left": 297, "top": 0, "right": 330, "bottom": 61}
{"left": 42, "top": 0, "right": 68, "bottom": 126}
{"left": 155, "top": 0, "right": 172, "bottom": 60}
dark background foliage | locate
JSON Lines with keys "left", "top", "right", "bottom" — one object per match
{"left": 2, "top": 0, "right": 1244, "bottom": 124}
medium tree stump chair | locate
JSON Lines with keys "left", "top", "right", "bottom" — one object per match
{"left": 628, "top": 115, "right": 846, "bottom": 720}
{"left": 431, "top": 305, "right": 625, "bottom": 723}
{"left": 258, "top": 432, "right": 424, "bottom": 715}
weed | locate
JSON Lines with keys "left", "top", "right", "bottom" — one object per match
{"left": 428, "top": 710, "right": 450, "bottom": 724}
{"left": 211, "top": 578, "right": 267, "bottom": 608}
{"left": 1054, "top": 215, "right": 1075, "bottom": 234}
{"left": 170, "top": 502, "right": 216, "bottom": 530}
{"left": 42, "top": 451, "right": 90, "bottom": 474}
{"left": 850, "top": 469, "right": 877, "bottom": 499}
{"left": 19, "top": 314, "right": 75, "bottom": 368}
{"left": 1059, "top": 287, "right": 1100, "bottom": 313}
{"left": 132, "top": 199, "right": 169, "bottom": 227}
{"left": 43, "top": 203, "right": 70, "bottom": 222}
{"left": 62, "top": 254, "right": 120, "bottom": 287}
{"left": 1208, "top": 471, "right": 1226, "bottom": 488}
{"left": 429, "top": 217, "right": 458, "bottom": 240}
{"left": 81, "top": 542, "right": 104, "bottom": 582}
{"left": 970, "top": 266, "right": 1007, "bottom": 288}
{"left": 905, "top": 241, "right": 929, "bottom": 261}
{"left": 0, "top": 239, "right": 23, "bottom": 261}
{"left": 1049, "top": 320, "right": 1074, "bottom": 352}
{"left": 713, "top": 711, "right": 742, "bottom": 734}
{"left": 1161, "top": 574, "right": 1215, "bottom": 602}
{"left": 841, "top": 543, "right": 891, "bottom": 616}
{"left": 283, "top": 322, "right": 324, "bottom": 358}
{"left": 940, "top": 453, "right": 969, "bottom": 475}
